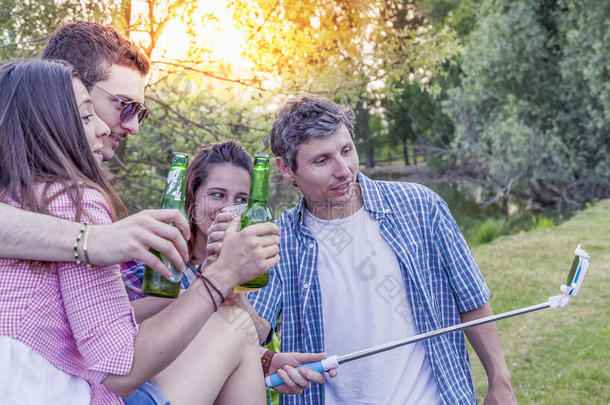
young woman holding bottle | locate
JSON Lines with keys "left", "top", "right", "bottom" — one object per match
{"left": 125, "top": 141, "right": 338, "bottom": 399}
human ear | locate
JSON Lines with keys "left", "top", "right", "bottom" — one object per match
{"left": 275, "top": 157, "right": 296, "bottom": 183}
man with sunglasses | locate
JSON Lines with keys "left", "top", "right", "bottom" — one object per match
{"left": 42, "top": 22, "right": 151, "bottom": 162}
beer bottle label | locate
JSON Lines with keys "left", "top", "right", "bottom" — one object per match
{"left": 166, "top": 168, "right": 182, "bottom": 201}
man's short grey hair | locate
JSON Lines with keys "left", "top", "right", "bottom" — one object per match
{"left": 270, "top": 95, "right": 356, "bottom": 171}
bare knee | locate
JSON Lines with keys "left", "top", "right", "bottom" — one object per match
{"left": 152, "top": 307, "right": 262, "bottom": 404}
{"left": 214, "top": 306, "right": 259, "bottom": 348}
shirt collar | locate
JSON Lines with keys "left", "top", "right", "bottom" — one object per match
{"left": 294, "top": 197, "right": 308, "bottom": 228}
{"left": 293, "top": 171, "right": 389, "bottom": 229}
{"left": 357, "top": 171, "right": 389, "bottom": 217}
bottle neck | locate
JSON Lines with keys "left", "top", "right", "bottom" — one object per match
{"left": 161, "top": 165, "right": 187, "bottom": 214}
{"left": 249, "top": 165, "right": 269, "bottom": 203}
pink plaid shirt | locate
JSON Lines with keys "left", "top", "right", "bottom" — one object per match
{"left": 0, "top": 184, "right": 139, "bottom": 404}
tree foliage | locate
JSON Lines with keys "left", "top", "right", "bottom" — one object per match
{"left": 442, "top": 0, "right": 609, "bottom": 212}
{"left": 117, "top": 0, "right": 457, "bottom": 210}
{"left": 1, "top": 0, "right": 452, "bottom": 210}
{"left": 0, "top": 0, "right": 125, "bottom": 60}
{"left": 2, "top": 0, "right": 606, "bottom": 214}
{"left": 384, "top": 80, "right": 435, "bottom": 165}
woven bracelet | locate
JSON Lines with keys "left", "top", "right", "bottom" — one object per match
{"left": 72, "top": 222, "right": 88, "bottom": 265}
{"left": 82, "top": 223, "right": 92, "bottom": 267}
{"left": 198, "top": 274, "right": 218, "bottom": 312}
{"left": 198, "top": 273, "right": 225, "bottom": 303}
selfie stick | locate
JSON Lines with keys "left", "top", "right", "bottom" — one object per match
{"left": 265, "top": 244, "right": 591, "bottom": 388}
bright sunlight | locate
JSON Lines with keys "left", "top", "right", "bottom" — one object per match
{"left": 131, "top": 0, "right": 253, "bottom": 75}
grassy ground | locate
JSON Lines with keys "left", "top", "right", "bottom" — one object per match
{"left": 468, "top": 199, "right": 610, "bottom": 403}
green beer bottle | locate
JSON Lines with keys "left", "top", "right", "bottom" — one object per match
{"left": 234, "top": 155, "right": 274, "bottom": 293}
{"left": 142, "top": 152, "right": 188, "bottom": 298}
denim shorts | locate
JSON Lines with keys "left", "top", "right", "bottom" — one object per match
{"left": 123, "top": 380, "right": 170, "bottom": 405}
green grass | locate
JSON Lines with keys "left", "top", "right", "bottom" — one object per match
{"left": 468, "top": 199, "right": 610, "bottom": 404}
{"left": 471, "top": 218, "right": 506, "bottom": 246}
{"left": 531, "top": 216, "right": 556, "bottom": 232}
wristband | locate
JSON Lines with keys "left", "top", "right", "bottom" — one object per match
{"left": 196, "top": 272, "right": 225, "bottom": 311}
{"left": 261, "top": 349, "right": 277, "bottom": 376}
{"left": 82, "top": 223, "right": 92, "bottom": 267}
{"left": 72, "top": 222, "right": 88, "bottom": 265}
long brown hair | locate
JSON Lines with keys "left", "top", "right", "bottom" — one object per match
{"left": 0, "top": 59, "right": 126, "bottom": 221}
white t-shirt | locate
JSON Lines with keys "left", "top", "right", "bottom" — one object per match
{"left": 0, "top": 335, "right": 90, "bottom": 404}
{"left": 304, "top": 207, "right": 441, "bottom": 405}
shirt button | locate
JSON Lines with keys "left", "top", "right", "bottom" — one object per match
{"left": 303, "top": 283, "right": 309, "bottom": 289}
{"left": 309, "top": 243, "right": 314, "bottom": 248}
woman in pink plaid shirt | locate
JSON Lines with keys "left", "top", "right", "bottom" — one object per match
{"left": 0, "top": 59, "right": 282, "bottom": 404}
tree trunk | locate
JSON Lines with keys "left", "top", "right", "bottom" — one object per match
{"left": 402, "top": 138, "right": 410, "bottom": 166}
{"left": 123, "top": 0, "right": 132, "bottom": 35}
{"left": 412, "top": 135, "right": 418, "bottom": 166}
{"left": 366, "top": 146, "right": 375, "bottom": 168}
{"left": 355, "top": 100, "right": 373, "bottom": 168}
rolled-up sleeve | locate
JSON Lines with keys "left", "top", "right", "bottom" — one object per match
{"left": 433, "top": 196, "right": 490, "bottom": 312}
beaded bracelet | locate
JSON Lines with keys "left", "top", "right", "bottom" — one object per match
{"left": 82, "top": 223, "right": 92, "bottom": 267}
{"left": 72, "top": 222, "right": 88, "bottom": 265}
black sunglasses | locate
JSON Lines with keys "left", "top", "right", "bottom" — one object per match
{"left": 82, "top": 78, "right": 150, "bottom": 124}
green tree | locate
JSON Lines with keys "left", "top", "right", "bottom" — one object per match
{"left": 354, "top": 97, "right": 386, "bottom": 168}
{"left": 554, "top": 0, "right": 610, "bottom": 201}
{"left": 442, "top": 0, "right": 609, "bottom": 212}
{"left": 1, "top": 0, "right": 463, "bottom": 211}
{"left": 384, "top": 81, "right": 435, "bottom": 166}
{"left": 0, "top": 0, "right": 124, "bottom": 60}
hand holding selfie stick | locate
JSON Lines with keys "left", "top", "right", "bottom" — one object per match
{"left": 265, "top": 244, "right": 591, "bottom": 388}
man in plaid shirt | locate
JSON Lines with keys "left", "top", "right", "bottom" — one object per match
{"left": 246, "top": 95, "right": 517, "bottom": 404}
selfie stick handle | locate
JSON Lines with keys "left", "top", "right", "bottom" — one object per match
{"left": 265, "top": 356, "right": 339, "bottom": 388}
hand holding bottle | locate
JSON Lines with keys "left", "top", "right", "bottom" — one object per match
{"left": 207, "top": 217, "right": 280, "bottom": 291}
{"left": 204, "top": 207, "right": 243, "bottom": 307}
{"left": 88, "top": 208, "right": 190, "bottom": 277}
{"left": 236, "top": 155, "right": 274, "bottom": 292}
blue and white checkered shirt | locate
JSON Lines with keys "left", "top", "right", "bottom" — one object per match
{"left": 248, "top": 172, "right": 490, "bottom": 405}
